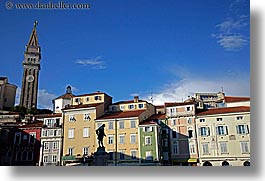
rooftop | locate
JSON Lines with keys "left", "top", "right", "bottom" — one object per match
{"left": 196, "top": 106, "right": 250, "bottom": 116}
{"left": 96, "top": 110, "right": 146, "bottom": 120}
{"left": 224, "top": 96, "right": 250, "bottom": 103}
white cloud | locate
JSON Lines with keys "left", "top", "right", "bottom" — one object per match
{"left": 213, "top": 34, "right": 248, "bottom": 51}
{"left": 15, "top": 88, "right": 56, "bottom": 110}
{"left": 75, "top": 56, "right": 106, "bottom": 69}
{"left": 37, "top": 89, "right": 57, "bottom": 110}
{"left": 212, "top": 1, "right": 249, "bottom": 51}
{"left": 142, "top": 76, "right": 249, "bottom": 106}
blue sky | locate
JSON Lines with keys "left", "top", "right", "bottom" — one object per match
{"left": 0, "top": 0, "right": 250, "bottom": 109}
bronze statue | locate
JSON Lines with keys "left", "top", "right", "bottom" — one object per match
{"left": 96, "top": 124, "right": 106, "bottom": 147}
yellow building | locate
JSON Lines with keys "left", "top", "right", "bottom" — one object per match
{"left": 61, "top": 92, "right": 112, "bottom": 165}
{"left": 95, "top": 96, "right": 155, "bottom": 166}
{"left": 196, "top": 106, "right": 250, "bottom": 166}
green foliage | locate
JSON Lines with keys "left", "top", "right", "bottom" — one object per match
{"left": 10, "top": 106, "right": 53, "bottom": 116}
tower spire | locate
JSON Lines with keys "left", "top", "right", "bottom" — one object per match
{"left": 27, "top": 20, "right": 39, "bottom": 47}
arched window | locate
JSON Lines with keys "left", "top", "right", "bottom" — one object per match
{"left": 203, "top": 161, "right": 212, "bottom": 166}
{"left": 28, "top": 151, "right": 33, "bottom": 161}
{"left": 16, "top": 151, "right": 22, "bottom": 161}
{"left": 22, "top": 151, "right": 27, "bottom": 160}
{"left": 243, "top": 161, "right": 250, "bottom": 166}
{"left": 222, "top": 161, "right": 229, "bottom": 166}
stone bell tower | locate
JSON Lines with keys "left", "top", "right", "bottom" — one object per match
{"left": 20, "top": 21, "right": 41, "bottom": 110}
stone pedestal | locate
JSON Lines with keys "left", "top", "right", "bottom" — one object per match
{"left": 93, "top": 147, "right": 108, "bottom": 166}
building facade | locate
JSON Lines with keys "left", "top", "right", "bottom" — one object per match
{"left": 0, "top": 77, "right": 17, "bottom": 110}
{"left": 165, "top": 102, "right": 199, "bottom": 166}
{"left": 196, "top": 106, "right": 250, "bottom": 166}
{"left": 61, "top": 92, "right": 112, "bottom": 165}
{"left": 39, "top": 113, "right": 63, "bottom": 166}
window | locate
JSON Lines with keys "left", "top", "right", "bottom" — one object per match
{"left": 172, "top": 130, "right": 177, "bottom": 138}
{"left": 108, "top": 152, "right": 114, "bottom": 160}
{"left": 171, "top": 119, "right": 176, "bottom": 126}
{"left": 84, "top": 113, "right": 91, "bottom": 121}
{"left": 83, "top": 128, "right": 89, "bottom": 137}
{"left": 130, "top": 120, "right": 136, "bottom": 128}
{"left": 83, "top": 147, "right": 89, "bottom": 155}
{"left": 43, "top": 156, "right": 48, "bottom": 163}
{"left": 189, "top": 143, "right": 196, "bottom": 154}
{"left": 119, "top": 150, "right": 125, "bottom": 160}
{"left": 52, "top": 155, "right": 57, "bottom": 162}
{"left": 241, "top": 142, "right": 249, "bottom": 153}
{"left": 202, "top": 143, "right": 209, "bottom": 154}
{"left": 186, "top": 106, "right": 191, "bottom": 111}
{"left": 14, "top": 132, "right": 21, "bottom": 145}
{"left": 68, "top": 129, "right": 75, "bottom": 139}
{"left": 138, "top": 104, "right": 144, "bottom": 108}
{"left": 69, "top": 115, "right": 75, "bottom": 122}
{"left": 130, "top": 134, "right": 136, "bottom": 144}
{"left": 56, "top": 118, "right": 60, "bottom": 127}
{"left": 120, "top": 105, "right": 125, "bottom": 110}
{"left": 42, "top": 130, "right": 48, "bottom": 137}
{"left": 119, "top": 134, "right": 125, "bottom": 144}
{"left": 217, "top": 126, "right": 228, "bottom": 135}
{"left": 236, "top": 125, "right": 249, "bottom": 134}
{"left": 108, "top": 121, "right": 113, "bottom": 130}
{"left": 187, "top": 118, "right": 192, "bottom": 124}
{"left": 169, "top": 108, "right": 176, "bottom": 116}
{"left": 47, "top": 119, "right": 53, "bottom": 127}
{"left": 146, "top": 151, "right": 152, "bottom": 160}
{"left": 220, "top": 142, "right": 228, "bottom": 154}
{"left": 199, "top": 127, "right": 210, "bottom": 136}
{"left": 86, "top": 97, "right": 89, "bottom": 102}
{"left": 54, "top": 130, "right": 57, "bottom": 136}
{"left": 68, "top": 148, "right": 74, "bottom": 156}
{"left": 29, "top": 132, "right": 36, "bottom": 144}
{"left": 145, "top": 136, "right": 151, "bottom": 145}
{"left": 94, "top": 96, "right": 101, "bottom": 101}
{"left": 119, "top": 121, "right": 124, "bottom": 129}
{"left": 75, "top": 98, "right": 80, "bottom": 103}
{"left": 199, "top": 119, "right": 205, "bottom": 123}
{"left": 23, "top": 135, "right": 28, "bottom": 140}
{"left": 172, "top": 142, "right": 178, "bottom": 154}
{"left": 108, "top": 135, "right": 114, "bottom": 144}
{"left": 163, "top": 152, "right": 169, "bottom": 160}
{"left": 163, "top": 139, "right": 168, "bottom": 147}
{"left": 236, "top": 116, "right": 243, "bottom": 120}
{"left": 111, "top": 106, "right": 117, "bottom": 111}
{"left": 217, "top": 118, "right": 223, "bottom": 121}
{"left": 44, "top": 142, "right": 49, "bottom": 150}
{"left": 144, "top": 126, "right": 152, "bottom": 132}
{"left": 128, "top": 104, "right": 134, "bottom": 109}
{"left": 97, "top": 123, "right": 103, "bottom": 129}
{"left": 22, "top": 151, "right": 27, "bottom": 160}
{"left": 53, "top": 141, "right": 58, "bottom": 150}
{"left": 131, "top": 150, "right": 137, "bottom": 159}
{"left": 188, "top": 130, "right": 193, "bottom": 138}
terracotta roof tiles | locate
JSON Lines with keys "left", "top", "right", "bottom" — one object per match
{"left": 196, "top": 106, "right": 250, "bottom": 116}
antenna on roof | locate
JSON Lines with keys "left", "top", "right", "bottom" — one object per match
{"left": 221, "top": 86, "right": 224, "bottom": 93}
{"left": 150, "top": 92, "right": 153, "bottom": 104}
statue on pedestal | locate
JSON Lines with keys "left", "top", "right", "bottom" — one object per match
{"left": 96, "top": 124, "right": 106, "bottom": 147}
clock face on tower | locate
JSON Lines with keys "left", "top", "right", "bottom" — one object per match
{"left": 26, "top": 75, "right": 34, "bottom": 82}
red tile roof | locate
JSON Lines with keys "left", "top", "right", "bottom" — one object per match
{"left": 96, "top": 110, "right": 146, "bottom": 120}
{"left": 224, "top": 96, "right": 250, "bottom": 103}
{"left": 62, "top": 103, "right": 103, "bottom": 110}
{"left": 155, "top": 105, "right": 165, "bottom": 109}
{"left": 74, "top": 92, "right": 112, "bottom": 98}
{"left": 112, "top": 100, "right": 147, "bottom": 105}
{"left": 54, "top": 93, "right": 74, "bottom": 100}
{"left": 196, "top": 106, "right": 250, "bottom": 116}
{"left": 35, "top": 113, "right": 62, "bottom": 118}
{"left": 148, "top": 113, "right": 166, "bottom": 120}
{"left": 19, "top": 121, "right": 43, "bottom": 128}
{"left": 165, "top": 101, "right": 196, "bottom": 107}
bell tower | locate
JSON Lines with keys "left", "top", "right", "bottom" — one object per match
{"left": 20, "top": 21, "right": 41, "bottom": 110}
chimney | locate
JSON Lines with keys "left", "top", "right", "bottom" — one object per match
{"left": 134, "top": 96, "right": 139, "bottom": 103}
